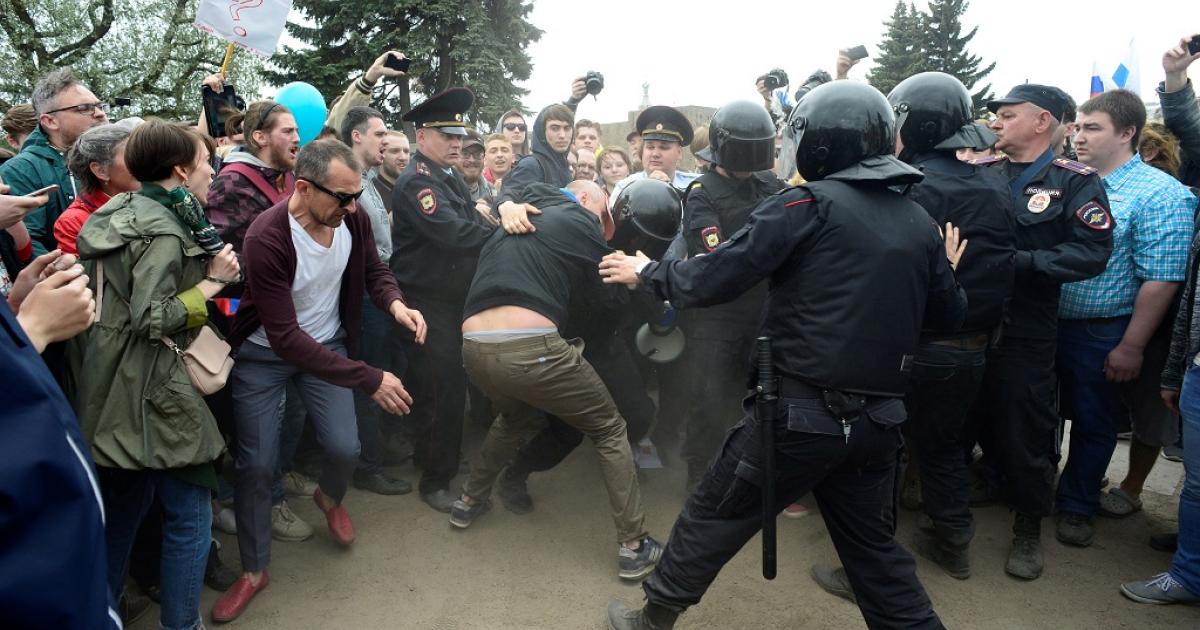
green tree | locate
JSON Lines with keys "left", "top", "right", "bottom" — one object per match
{"left": 867, "top": 1, "right": 926, "bottom": 96}
{"left": 0, "top": 0, "right": 262, "bottom": 118}
{"left": 265, "top": 0, "right": 542, "bottom": 133}
{"left": 922, "top": 0, "right": 995, "bottom": 114}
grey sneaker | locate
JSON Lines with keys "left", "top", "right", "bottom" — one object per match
{"left": 271, "top": 500, "right": 314, "bottom": 542}
{"left": 281, "top": 471, "right": 317, "bottom": 498}
{"left": 810, "top": 564, "right": 856, "bottom": 603}
{"left": 607, "top": 600, "right": 678, "bottom": 630}
{"left": 448, "top": 497, "right": 492, "bottom": 529}
{"left": 1055, "top": 512, "right": 1095, "bottom": 547}
{"left": 1006, "top": 535, "right": 1043, "bottom": 580}
{"left": 1120, "top": 572, "right": 1200, "bottom": 605}
{"left": 618, "top": 536, "right": 663, "bottom": 581}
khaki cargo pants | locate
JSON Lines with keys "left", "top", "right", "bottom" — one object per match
{"left": 461, "top": 333, "right": 647, "bottom": 543}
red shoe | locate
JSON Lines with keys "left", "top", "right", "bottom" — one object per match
{"left": 783, "top": 503, "right": 810, "bottom": 519}
{"left": 314, "top": 487, "right": 356, "bottom": 545}
{"left": 211, "top": 571, "right": 269, "bottom": 623}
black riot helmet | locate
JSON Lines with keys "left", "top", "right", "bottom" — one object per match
{"left": 887, "top": 72, "right": 978, "bottom": 159}
{"left": 610, "top": 178, "right": 682, "bottom": 260}
{"left": 697, "top": 100, "right": 777, "bottom": 172}
{"left": 787, "top": 80, "right": 895, "bottom": 181}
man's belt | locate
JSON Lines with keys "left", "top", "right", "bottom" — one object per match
{"left": 778, "top": 377, "right": 824, "bottom": 399}
{"left": 924, "top": 333, "right": 990, "bottom": 351}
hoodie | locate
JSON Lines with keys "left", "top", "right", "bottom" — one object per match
{"left": 496, "top": 105, "right": 573, "bottom": 207}
{"left": 206, "top": 147, "right": 295, "bottom": 255}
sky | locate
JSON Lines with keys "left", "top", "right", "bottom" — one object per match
{"left": 516, "top": 0, "right": 1198, "bottom": 124}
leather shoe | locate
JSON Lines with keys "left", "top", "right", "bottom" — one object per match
{"left": 314, "top": 488, "right": 356, "bottom": 546}
{"left": 354, "top": 470, "right": 413, "bottom": 495}
{"left": 422, "top": 489, "right": 457, "bottom": 513}
{"left": 211, "top": 572, "right": 269, "bottom": 623}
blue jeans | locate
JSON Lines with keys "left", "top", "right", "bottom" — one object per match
{"left": 99, "top": 468, "right": 211, "bottom": 630}
{"left": 1171, "top": 365, "right": 1200, "bottom": 594}
{"left": 1056, "top": 317, "right": 1132, "bottom": 516}
{"left": 231, "top": 338, "right": 361, "bottom": 572}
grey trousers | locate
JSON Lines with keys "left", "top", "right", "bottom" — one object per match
{"left": 231, "top": 338, "right": 361, "bottom": 571}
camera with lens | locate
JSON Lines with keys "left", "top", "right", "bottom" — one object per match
{"left": 585, "top": 71, "right": 605, "bottom": 96}
{"left": 759, "top": 68, "right": 790, "bottom": 91}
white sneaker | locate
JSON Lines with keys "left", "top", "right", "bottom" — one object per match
{"left": 282, "top": 471, "right": 318, "bottom": 498}
{"left": 213, "top": 505, "right": 238, "bottom": 535}
{"left": 271, "top": 500, "right": 314, "bottom": 542}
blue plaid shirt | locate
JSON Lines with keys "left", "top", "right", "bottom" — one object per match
{"left": 1060, "top": 154, "right": 1196, "bottom": 319}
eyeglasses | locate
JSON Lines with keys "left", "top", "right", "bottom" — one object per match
{"left": 300, "top": 178, "right": 364, "bottom": 207}
{"left": 45, "top": 101, "right": 109, "bottom": 116}
{"left": 503, "top": 123, "right": 527, "bottom": 132}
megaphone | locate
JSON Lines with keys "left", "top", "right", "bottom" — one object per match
{"left": 635, "top": 301, "right": 686, "bottom": 363}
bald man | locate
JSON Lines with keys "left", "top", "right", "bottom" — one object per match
{"left": 449, "top": 180, "right": 663, "bottom": 581}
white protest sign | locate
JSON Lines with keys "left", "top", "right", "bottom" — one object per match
{"left": 195, "top": 0, "right": 293, "bottom": 58}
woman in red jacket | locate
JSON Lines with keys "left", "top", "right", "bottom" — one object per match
{"left": 55, "top": 119, "right": 142, "bottom": 254}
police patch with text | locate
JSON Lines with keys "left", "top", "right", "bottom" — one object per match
{"left": 1075, "top": 201, "right": 1112, "bottom": 231}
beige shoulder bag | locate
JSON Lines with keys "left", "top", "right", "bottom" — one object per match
{"left": 97, "top": 261, "right": 234, "bottom": 395}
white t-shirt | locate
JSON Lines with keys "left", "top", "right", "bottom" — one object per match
{"left": 248, "top": 214, "right": 351, "bottom": 347}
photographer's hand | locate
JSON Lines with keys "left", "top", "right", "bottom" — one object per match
{"left": 568, "top": 77, "right": 587, "bottom": 105}
{"left": 366, "top": 51, "right": 407, "bottom": 84}
{"left": 1163, "top": 35, "right": 1200, "bottom": 93}
{"left": 836, "top": 52, "right": 860, "bottom": 80}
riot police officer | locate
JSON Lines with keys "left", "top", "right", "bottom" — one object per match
{"left": 974, "top": 84, "right": 1113, "bottom": 580}
{"left": 390, "top": 88, "right": 498, "bottom": 512}
{"left": 812, "top": 73, "right": 1015, "bottom": 594}
{"left": 680, "top": 100, "right": 784, "bottom": 490}
{"left": 600, "top": 80, "right": 963, "bottom": 630}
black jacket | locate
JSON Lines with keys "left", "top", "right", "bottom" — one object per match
{"left": 639, "top": 155, "right": 967, "bottom": 397}
{"left": 464, "top": 183, "right": 613, "bottom": 328}
{"left": 980, "top": 152, "right": 1113, "bottom": 339}
{"left": 391, "top": 151, "right": 496, "bottom": 303}
{"left": 906, "top": 151, "right": 1015, "bottom": 334}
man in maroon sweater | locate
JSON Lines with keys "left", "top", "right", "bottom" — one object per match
{"left": 212, "top": 140, "right": 426, "bottom": 622}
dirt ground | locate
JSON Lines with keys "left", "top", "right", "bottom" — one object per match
{"left": 131, "top": 426, "right": 1198, "bottom": 630}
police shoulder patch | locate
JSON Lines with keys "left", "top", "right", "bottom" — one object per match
{"left": 415, "top": 162, "right": 431, "bottom": 177}
{"left": 417, "top": 188, "right": 437, "bottom": 215}
{"left": 1075, "top": 201, "right": 1112, "bottom": 230}
{"left": 700, "top": 226, "right": 721, "bottom": 252}
{"left": 1053, "top": 158, "right": 1098, "bottom": 176}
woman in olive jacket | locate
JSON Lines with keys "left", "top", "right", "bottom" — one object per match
{"left": 73, "top": 119, "right": 240, "bottom": 630}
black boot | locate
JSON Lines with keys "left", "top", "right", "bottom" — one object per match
{"left": 606, "top": 600, "right": 678, "bottom": 630}
{"left": 912, "top": 530, "right": 970, "bottom": 579}
{"left": 205, "top": 540, "right": 239, "bottom": 591}
{"left": 497, "top": 463, "right": 534, "bottom": 515}
{"left": 1006, "top": 512, "right": 1043, "bottom": 580}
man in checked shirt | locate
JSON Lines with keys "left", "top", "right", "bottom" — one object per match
{"left": 1055, "top": 89, "right": 1196, "bottom": 550}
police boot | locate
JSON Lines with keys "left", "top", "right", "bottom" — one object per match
{"left": 912, "top": 530, "right": 970, "bottom": 580}
{"left": 1005, "top": 512, "right": 1043, "bottom": 580}
{"left": 606, "top": 600, "right": 678, "bottom": 630}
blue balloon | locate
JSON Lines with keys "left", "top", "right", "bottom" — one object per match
{"left": 274, "top": 82, "right": 328, "bottom": 147}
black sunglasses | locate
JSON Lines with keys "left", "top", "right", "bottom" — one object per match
{"left": 300, "top": 178, "right": 364, "bottom": 207}
{"left": 503, "top": 123, "right": 527, "bottom": 132}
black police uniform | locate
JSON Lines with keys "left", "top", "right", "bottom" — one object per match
{"left": 903, "top": 150, "right": 1015, "bottom": 549}
{"left": 975, "top": 152, "right": 1112, "bottom": 519}
{"left": 679, "top": 171, "right": 783, "bottom": 487}
{"left": 390, "top": 88, "right": 498, "bottom": 501}
{"left": 638, "top": 162, "right": 962, "bottom": 629}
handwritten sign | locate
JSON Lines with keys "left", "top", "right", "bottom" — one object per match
{"left": 195, "top": 0, "right": 293, "bottom": 58}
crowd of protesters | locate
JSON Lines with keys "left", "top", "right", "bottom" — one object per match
{"left": 0, "top": 33, "right": 1199, "bottom": 630}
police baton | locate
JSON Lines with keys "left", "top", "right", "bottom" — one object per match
{"left": 755, "top": 336, "right": 778, "bottom": 580}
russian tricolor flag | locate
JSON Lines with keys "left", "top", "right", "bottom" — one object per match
{"left": 1091, "top": 39, "right": 1141, "bottom": 97}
